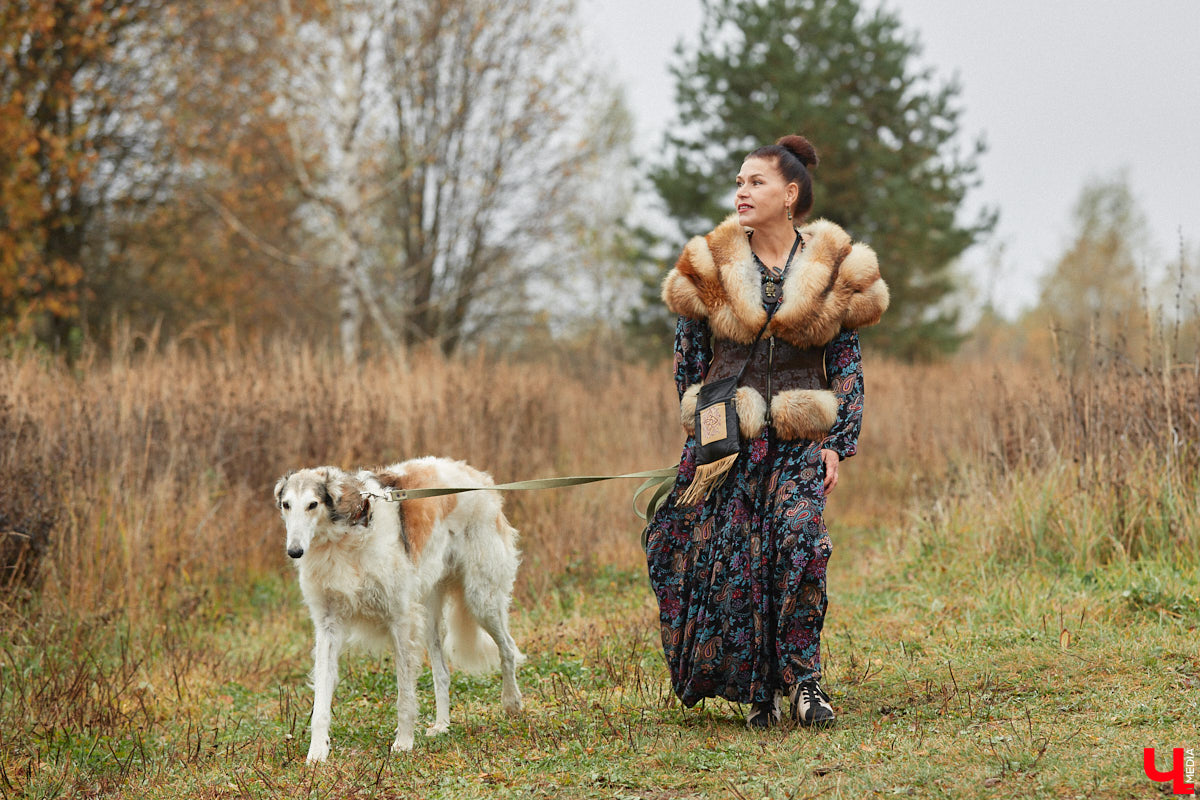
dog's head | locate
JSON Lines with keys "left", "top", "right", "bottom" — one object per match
{"left": 273, "top": 467, "right": 370, "bottom": 559}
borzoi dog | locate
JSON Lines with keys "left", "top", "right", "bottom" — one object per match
{"left": 274, "top": 458, "right": 523, "bottom": 762}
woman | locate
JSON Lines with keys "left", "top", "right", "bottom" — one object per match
{"left": 644, "top": 134, "right": 888, "bottom": 729}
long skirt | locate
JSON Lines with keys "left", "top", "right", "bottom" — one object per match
{"left": 644, "top": 430, "right": 832, "bottom": 707}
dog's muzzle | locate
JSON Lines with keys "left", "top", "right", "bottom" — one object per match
{"left": 287, "top": 546, "right": 305, "bottom": 559}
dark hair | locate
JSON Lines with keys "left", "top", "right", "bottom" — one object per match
{"left": 747, "top": 134, "right": 819, "bottom": 220}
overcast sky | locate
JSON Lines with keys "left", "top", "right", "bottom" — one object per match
{"left": 578, "top": 0, "right": 1200, "bottom": 317}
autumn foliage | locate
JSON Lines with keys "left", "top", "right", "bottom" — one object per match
{"left": 0, "top": 1, "right": 140, "bottom": 339}
{"left": 1, "top": 0, "right": 622, "bottom": 357}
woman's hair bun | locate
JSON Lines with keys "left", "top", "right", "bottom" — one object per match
{"left": 776, "top": 134, "right": 818, "bottom": 169}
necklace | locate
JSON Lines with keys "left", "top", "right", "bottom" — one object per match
{"left": 753, "top": 232, "right": 803, "bottom": 305}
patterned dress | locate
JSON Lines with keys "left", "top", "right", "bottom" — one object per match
{"left": 644, "top": 314, "right": 864, "bottom": 707}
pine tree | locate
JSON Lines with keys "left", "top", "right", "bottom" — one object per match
{"left": 651, "top": 0, "right": 994, "bottom": 358}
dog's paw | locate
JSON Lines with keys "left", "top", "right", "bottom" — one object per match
{"left": 425, "top": 721, "right": 450, "bottom": 737}
{"left": 502, "top": 688, "right": 523, "bottom": 715}
{"left": 391, "top": 734, "right": 414, "bottom": 753}
{"left": 305, "top": 738, "right": 330, "bottom": 763}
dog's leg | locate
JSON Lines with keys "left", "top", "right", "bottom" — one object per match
{"left": 460, "top": 535, "right": 524, "bottom": 716}
{"left": 422, "top": 592, "right": 452, "bottom": 737}
{"left": 389, "top": 609, "right": 420, "bottom": 753}
{"left": 472, "top": 599, "right": 523, "bottom": 715}
{"left": 307, "top": 618, "right": 344, "bottom": 763}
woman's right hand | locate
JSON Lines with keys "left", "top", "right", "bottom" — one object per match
{"left": 820, "top": 448, "right": 840, "bottom": 494}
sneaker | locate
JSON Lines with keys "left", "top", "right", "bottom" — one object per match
{"left": 791, "top": 680, "right": 835, "bottom": 727}
{"left": 745, "top": 695, "right": 781, "bottom": 729}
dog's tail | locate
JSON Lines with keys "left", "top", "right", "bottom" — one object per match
{"left": 442, "top": 511, "right": 524, "bottom": 674}
{"left": 497, "top": 512, "right": 520, "bottom": 552}
{"left": 442, "top": 579, "right": 524, "bottom": 675}
{"left": 443, "top": 589, "right": 499, "bottom": 674}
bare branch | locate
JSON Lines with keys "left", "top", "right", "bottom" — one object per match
{"left": 200, "top": 191, "right": 317, "bottom": 271}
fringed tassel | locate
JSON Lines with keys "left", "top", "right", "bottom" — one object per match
{"left": 677, "top": 453, "right": 738, "bottom": 507}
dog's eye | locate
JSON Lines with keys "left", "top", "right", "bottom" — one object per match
{"left": 281, "top": 501, "right": 290, "bottom": 510}
{"left": 306, "top": 501, "right": 318, "bottom": 511}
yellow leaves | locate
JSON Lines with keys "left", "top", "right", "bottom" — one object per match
{"left": 0, "top": 2, "right": 157, "bottom": 334}
{"left": 28, "top": 9, "right": 57, "bottom": 37}
{"left": 41, "top": 292, "right": 80, "bottom": 319}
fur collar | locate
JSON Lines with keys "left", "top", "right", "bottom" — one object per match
{"left": 661, "top": 214, "right": 889, "bottom": 347}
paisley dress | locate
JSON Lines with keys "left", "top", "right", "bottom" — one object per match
{"left": 644, "top": 314, "right": 864, "bottom": 707}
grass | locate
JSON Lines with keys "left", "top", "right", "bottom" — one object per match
{"left": 0, "top": 340, "right": 682, "bottom": 609}
{"left": 3, "top": 523, "right": 1196, "bottom": 799}
{"left": 1, "top": 323, "right": 1198, "bottom": 797}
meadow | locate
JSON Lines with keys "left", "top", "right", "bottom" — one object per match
{"left": 1, "top": 329, "right": 1197, "bottom": 799}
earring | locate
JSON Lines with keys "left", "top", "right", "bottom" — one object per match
{"left": 787, "top": 207, "right": 793, "bottom": 221}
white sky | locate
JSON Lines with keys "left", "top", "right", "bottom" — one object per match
{"left": 578, "top": 0, "right": 1200, "bottom": 317}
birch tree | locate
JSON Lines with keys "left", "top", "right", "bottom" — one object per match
{"left": 266, "top": 0, "right": 390, "bottom": 362}
{"left": 378, "top": 0, "right": 587, "bottom": 351}
{"left": 260, "top": 0, "right": 607, "bottom": 360}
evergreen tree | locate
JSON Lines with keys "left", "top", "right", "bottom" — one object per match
{"left": 651, "top": 0, "right": 994, "bottom": 358}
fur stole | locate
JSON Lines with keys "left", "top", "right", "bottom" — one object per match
{"left": 661, "top": 214, "right": 888, "bottom": 348}
{"left": 662, "top": 216, "right": 887, "bottom": 478}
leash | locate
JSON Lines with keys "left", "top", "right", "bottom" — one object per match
{"left": 361, "top": 466, "right": 679, "bottom": 522}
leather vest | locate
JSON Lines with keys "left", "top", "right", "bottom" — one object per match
{"left": 707, "top": 335, "right": 828, "bottom": 402}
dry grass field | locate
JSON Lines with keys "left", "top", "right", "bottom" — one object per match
{"left": 1, "top": 329, "right": 1197, "bottom": 798}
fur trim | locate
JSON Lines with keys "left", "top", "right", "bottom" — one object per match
{"left": 680, "top": 384, "right": 700, "bottom": 431}
{"left": 662, "top": 214, "right": 888, "bottom": 348}
{"left": 735, "top": 386, "right": 767, "bottom": 438}
{"left": 679, "top": 383, "right": 767, "bottom": 438}
{"left": 770, "top": 389, "right": 839, "bottom": 441}
{"left": 844, "top": 268, "right": 890, "bottom": 328}
{"left": 662, "top": 220, "right": 766, "bottom": 345}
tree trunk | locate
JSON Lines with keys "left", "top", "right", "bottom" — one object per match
{"left": 338, "top": 246, "right": 362, "bottom": 364}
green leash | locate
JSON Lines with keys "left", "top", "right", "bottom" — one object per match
{"left": 631, "top": 470, "right": 678, "bottom": 521}
{"left": 367, "top": 466, "right": 679, "bottom": 522}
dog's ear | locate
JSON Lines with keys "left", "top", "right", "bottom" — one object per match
{"left": 327, "top": 472, "right": 369, "bottom": 525}
{"left": 274, "top": 472, "right": 293, "bottom": 508}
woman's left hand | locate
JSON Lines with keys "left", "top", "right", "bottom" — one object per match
{"left": 820, "top": 448, "right": 840, "bottom": 494}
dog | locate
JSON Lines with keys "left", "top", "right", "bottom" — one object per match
{"left": 273, "top": 457, "right": 523, "bottom": 762}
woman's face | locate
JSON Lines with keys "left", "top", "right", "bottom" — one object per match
{"left": 735, "top": 156, "right": 796, "bottom": 228}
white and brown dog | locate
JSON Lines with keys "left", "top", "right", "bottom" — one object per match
{"left": 274, "top": 457, "right": 523, "bottom": 762}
